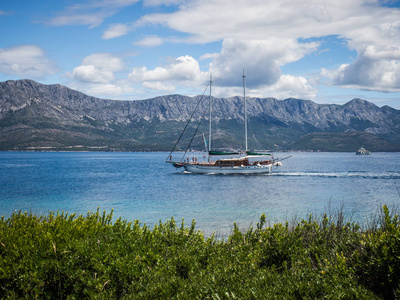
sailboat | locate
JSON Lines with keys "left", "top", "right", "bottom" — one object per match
{"left": 166, "top": 71, "right": 278, "bottom": 174}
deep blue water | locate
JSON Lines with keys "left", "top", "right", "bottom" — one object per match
{"left": 1, "top": 151, "right": 399, "bottom": 236}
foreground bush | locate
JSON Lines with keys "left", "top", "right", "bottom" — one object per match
{"left": 0, "top": 206, "right": 399, "bottom": 299}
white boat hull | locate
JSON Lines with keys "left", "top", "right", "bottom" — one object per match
{"left": 166, "top": 73, "right": 285, "bottom": 175}
{"left": 183, "top": 163, "right": 272, "bottom": 174}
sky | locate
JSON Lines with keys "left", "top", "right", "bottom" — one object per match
{"left": 1, "top": 0, "right": 400, "bottom": 109}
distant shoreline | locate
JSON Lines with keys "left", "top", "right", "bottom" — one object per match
{"left": 2, "top": 149, "right": 400, "bottom": 153}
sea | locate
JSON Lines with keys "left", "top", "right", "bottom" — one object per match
{"left": 1, "top": 151, "right": 399, "bottom": 237}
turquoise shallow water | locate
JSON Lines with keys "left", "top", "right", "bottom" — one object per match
{"left": 1, "top": 151, "right": 399, "bottom": 236}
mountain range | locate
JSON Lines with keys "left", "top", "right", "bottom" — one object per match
{"left": 1, "top": 79, "right": 400, "bottom": 152}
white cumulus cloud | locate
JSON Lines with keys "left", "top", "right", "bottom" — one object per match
{"left": 143, "top": 0, "right": 184, "bottom": 6}
{"left": 52, "top": 0, "right": 400, "bottom": 101}
{"left": 72, "top": 53, "right": 124, "bottom": 84}
{"left": 135, "top": 0, "right": 376, "bottom": 43}
{"left": 322, "top": 15, "right": 400, "bottom": 92}
{"left": 134, "top": 36, "right": 164, "bottom": 47}
{"left": 209, "top": 38, "right": 319, "bottom": 88}
{"left": 86, "top": 83, "right": 133, "bottom": 97}
{"left": 266, "top": 75, "right": 318, "bottom": 100}
{"left": 322, "top": 54, "right": 400, "bottom": 92}
{"left": 44, "top": 0, "right": 140, "bottom": 28}
{"left": 210, "top": 74, "right": 318, "bottom": 100}
{"left": 0, "top": 45, "right": 57, "bottom": 78}
{"left": 129, "top": 55, "right": 208, "bottom": 91}
{"left": 131, "top": 0, "right": 400, "bottom": 95}
{"left": 102, "top": 23, "right": 131, "bottom": 39}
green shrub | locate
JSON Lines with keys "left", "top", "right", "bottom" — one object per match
{"left": 1, "top": 206, "right": 398, "bottom": 299}
{"left": 353, "top": 205, "right": 400, "bottom": 299}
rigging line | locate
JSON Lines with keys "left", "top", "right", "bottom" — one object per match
{"left": 182, "top": 101, "right": 209, "bottom": 161}
{"left": 166, "top": 82, "right": 209, "bottom": 161}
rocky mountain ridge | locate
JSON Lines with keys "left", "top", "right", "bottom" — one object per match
{"left": 0, "top": 79, "right": 399, "bottom": 151}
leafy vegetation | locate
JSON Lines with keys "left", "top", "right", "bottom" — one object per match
{"left": 1, "top": 206, "right": 399, "bottom": 299}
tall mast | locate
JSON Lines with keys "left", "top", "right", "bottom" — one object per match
{"left": 243, "top": 69, "right": 248, "bottom": 152}
{"left": 208, "top": 74, "right": 213, "bottom": 152}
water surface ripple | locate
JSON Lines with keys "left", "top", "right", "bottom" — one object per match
{"left": 1, "top": 152, "right": 399, "bottom": 236}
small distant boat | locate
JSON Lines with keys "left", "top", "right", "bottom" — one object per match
{"left": 356, "top": 146, "right": 370, "bottom": 155}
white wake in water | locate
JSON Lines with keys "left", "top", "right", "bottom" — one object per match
{"left": 272, "top": 171, "right": 400, "bottom": 179}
